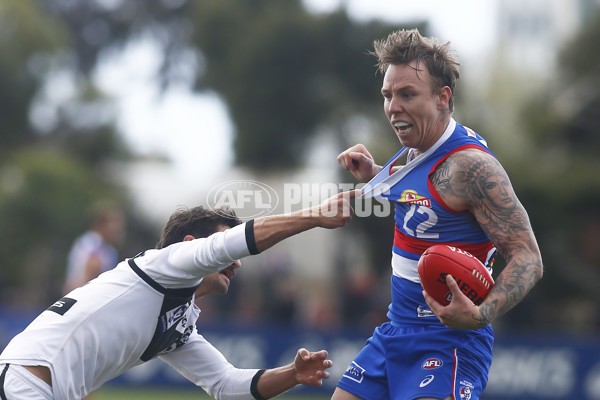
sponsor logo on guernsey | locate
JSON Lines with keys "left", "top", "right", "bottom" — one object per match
{"left": 417, "top": 305, "right": 435, "bottom": 318}
{"left": 422, "top": 358, "right": 443, "bottom": 370}
{"left": 419, "top": 375, "right": 435, "bottom": 387}
{"left": 165, "top": 303, "right": 190, "bottom": 330}
{"left": 459, "top": 380, "right": 475, "bottom": 400}
{"left": 396, "top": 190, "right": 431, "bottom": 207}
{"left": 47, "top": 297, "right": 77, "bottom": 315}
{"left": 343, "top": 361, "right": 365, "bottom": 383}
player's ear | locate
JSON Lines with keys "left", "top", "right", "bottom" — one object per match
{"left": 183, "top": 235, "right": 195, "bottom": 242}
{"left": 437, "top": 86, "right": 451, "bottom": 110}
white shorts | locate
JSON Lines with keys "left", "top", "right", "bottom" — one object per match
{"left": 0, "top": 364, "right": 53, "bottom": 400}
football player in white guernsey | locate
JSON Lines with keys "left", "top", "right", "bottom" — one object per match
{"left": 0, "top": 189, "right": 359, "bottom": 400}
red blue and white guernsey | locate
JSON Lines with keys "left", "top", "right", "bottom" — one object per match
{"left": 378, "top": 118, "right": 497, "bottom": 326}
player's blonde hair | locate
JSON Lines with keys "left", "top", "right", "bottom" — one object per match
{"left": 373, "top": 29, "right": 460, "bottom": 112}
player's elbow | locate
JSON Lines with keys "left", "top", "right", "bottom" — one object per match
{"left": 523, "top": 255, "right": 544, "bottom": 293}
{"left": 533, "top": 260, "right": 544, "bottom": 283}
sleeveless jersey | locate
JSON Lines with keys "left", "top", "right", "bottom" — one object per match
{"left": 380, "top": 119, "right": 497, "bottom": 325}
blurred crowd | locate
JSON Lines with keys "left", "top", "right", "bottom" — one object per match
{"left": 194, "top": 252, "right": 392, "bottom": 335}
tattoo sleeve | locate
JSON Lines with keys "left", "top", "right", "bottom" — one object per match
{"left": 431, "top": 149, "right": 543, "bottom": 326}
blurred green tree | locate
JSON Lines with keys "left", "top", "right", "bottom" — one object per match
{"left": 34, "top": 0, "right": 423, "bottom": 298}
{"left": 189, "top": 0, "right": 401, "bottom": 169}
{"left": 4, "top": 0, "right": 593, "bottom": 333}
{"left": 0, "top": 0, "right": 66, "bottom": 155}
{"left": 0, "top": 0, "right": 432, "bottom": 323}
{"left": 0, "top": 149, "right": 121, "bottom": 306}
{"left": 40, "top": 0, "right": 410, "bottom": 170}
{"left": 502, "top": 10, "right": 600, "bottom": 332}
{"left": 0, "top": 0, "right": 151, "bottom": 306}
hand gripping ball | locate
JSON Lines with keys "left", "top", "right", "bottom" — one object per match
{"left": 418, "top": 245, "right": 494, "bottom": 306}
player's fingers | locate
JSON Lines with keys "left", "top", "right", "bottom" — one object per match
{"left": 310, "top": 349, "right": 328, "bottom": 359}
{"left": 337, "top": 153, "right": 349, "bottom": 169}
{"left": 313, "top": 374, "right": 328, "bottom": 386}
{"left": 348, "top": 152, "right": 368, "bottom": 170}
{"left": 298, "top": 348, "right": 310, "bottom": 360}
{"left": 423, "top": 289, "right": 447, "bottom": 320}
{"left": 422, "top": 289, "right": 436, "bottom": 308}
{"left": 349, "top": 151, "right": 367, "bottom": 161}
{"left": 335, "top": 189, "right": 360, "bottom": 204}
{"left": 339, "top": 146, "right": 371, "bottom": 169}
{"left": 345, "top": 189, "right": 361, "bottom": 199}
{"left": 317, "top": 371, "right": 330, "bottom": 381}
{"left": 337, "top": 150, "right": 357, "bottom": 170}
{"left": 348, "top": 152, "right": 362, "bottom": 170}
{"left": 337, "top": 147, "right": 358, "bottom": 162}
{"left": 445, "top": 274, "right": 461, "bottom": 295}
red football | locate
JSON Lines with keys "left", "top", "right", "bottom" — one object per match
{"left": 418, "top": 245, "right": 494, "bottom": 306}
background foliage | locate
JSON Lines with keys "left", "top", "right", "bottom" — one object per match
{"left": 0, "top": 0, "right": 599, "bottom": 332}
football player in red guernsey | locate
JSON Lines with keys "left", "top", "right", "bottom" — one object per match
{"left": 335, "top": 29, "right": 543, "bottom": 400}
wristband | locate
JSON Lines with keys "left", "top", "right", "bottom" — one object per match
{"left": 250, "top": 369, "right": 267, "bottom": 400}
{"left": 245, "top": 220, "right": 260, "bottom": 255}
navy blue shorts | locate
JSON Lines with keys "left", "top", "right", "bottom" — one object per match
{"left": 337, "top": 322, "right": 493, "bottom": 400}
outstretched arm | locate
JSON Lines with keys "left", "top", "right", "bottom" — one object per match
{"left": 251, "top": 189, "right": 359, "bottom": 253}
{"left": 252, "top": 348, "right": 333, "bottom": 399}
{"left": 172, "top": 190, "right": 359, "bottom": 278}
{"left": 160, "top": 334, "right": 331, "bottom": 400}
{"left": 425, "top": 149, "right": 543, "bottom": 329}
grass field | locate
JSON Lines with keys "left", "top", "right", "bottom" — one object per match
{"left": 94, "top": 387, "right": 329, "bottom": 400}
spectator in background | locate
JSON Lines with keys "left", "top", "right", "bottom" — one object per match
{"left": 63, "top": 203, "right": 125, "bottom": 293}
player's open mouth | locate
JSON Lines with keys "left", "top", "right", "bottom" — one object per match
{"left": 394, "top": 121, "right": 413, "bottom": 133}
{"left": 220, "top": 267, "right": 235, "bottom": 280}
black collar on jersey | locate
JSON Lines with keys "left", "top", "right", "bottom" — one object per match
{"left": 0, "top": 364, "right": 9, "bottom": 400}
{"left": 127, "top": 258, "right": 199, "bottom": 297}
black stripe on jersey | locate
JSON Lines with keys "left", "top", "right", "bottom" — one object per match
{"left": 127, "top": 258, "right": 198, "bottom": 298}
{"left": 0, "top": 363, "right": 8, "bottom": 400}
{"left": 245, "top": 220, "right": 260, "bottom": 255}
{"left": 128, "top": 257, "right": 200, "bottom": 361}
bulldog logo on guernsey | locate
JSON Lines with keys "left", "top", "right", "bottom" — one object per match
{"left": 397, "top": 190, "right": 431, "bottom": 207}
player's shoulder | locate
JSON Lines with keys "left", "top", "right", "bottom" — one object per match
{"left": 432, "top": 145, "right": 508, "bottom": 204}
{"left": 444, "top": 146, "right": 498, "bottom": 172}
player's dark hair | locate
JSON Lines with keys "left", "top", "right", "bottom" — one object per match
{"left": 156, "top": 206, "right": 241, "bottom": 249}
{"left": 372, "top": 28, "right": 460, "bottom": 112}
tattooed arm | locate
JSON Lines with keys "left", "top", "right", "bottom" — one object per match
{"left": 424, "top": 148, "right": 543, "bottom": 330}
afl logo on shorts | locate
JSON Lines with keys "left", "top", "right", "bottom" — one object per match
{"left": 421, "top": 358, "right": 443, "bottom": 370}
